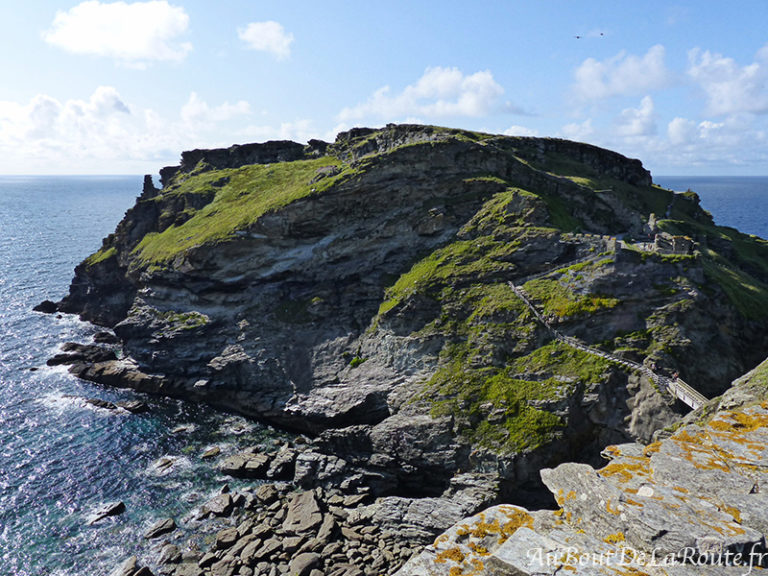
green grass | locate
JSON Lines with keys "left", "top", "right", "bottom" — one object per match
{"left": 84, "top": 246, "right": 116, "bottom": 267}
{"left": 425, "top": 340, "right": 611, "bottom": 453}
{"left": 522, "top": 278, "right": 619, "bottom": 318}
{"left": 133, "top": 156, "right": 346, "bottom": 265}
{"left": 510, "top": 341, "right": 612, "bottom": 382}
{"left": 377, "top": 236, "right": 520, "bottom": 316}
{"left": 703, "top": 260, "right": 768, "bottom": 319}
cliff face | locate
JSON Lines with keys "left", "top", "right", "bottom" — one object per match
{"left": 54, "top": 124, "right": 768, "bottom": 501}
{"left": 396, "top": 358, "right": 768, "bottom": 576}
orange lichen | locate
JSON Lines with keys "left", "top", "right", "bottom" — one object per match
{"left": 600, "top": 459, "right": 650, "bottom": 483}
{"left": 643, "top": 441, "right": 662, "bottom": 456}
{"left": 673, "top": 486, "right": 689, "bottom": 494}
{"left": 604, "top": 531, "right": 625, "bottom": 544}
{"left": 436, "top": 548, "right": 466, "bottom": 564}
{"left": 455, "top": 507, "right": 534, "bottom": 545}
{"left": 468, "top": 542, "right": 489, "bottom": 556}
{"left": 720, "top": 504, "right": 742, "bottom": 523}
{"left": 709, "top": 411, "right": 768, "bottom": 433}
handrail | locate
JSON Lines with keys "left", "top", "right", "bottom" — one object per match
{"left": 507, "top": 277, "right": 707, "bottom": 411}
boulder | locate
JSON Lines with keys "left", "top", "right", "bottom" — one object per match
{"left": 116, "top": 400, "right": 149, "bottom": 413}
{"left": 157, "top": 543, "right": 181, "bottom": 564}
{"left": 88, "top": 501, "right": 126, "bottom": 524}
{"left": 283, "top": 491, "right": 323, "bottom": 533}
{"left": 215, "top": 527, "right": 239, "bottom": 550}
{"left": 220, "top": 452, "right": 270, "bottom": 478}
{"left": 144, "top": 517, "right": 176, "bottom": 539}
{"left": 47, "top": 343, "right": 117, "bottom": 366}
{"left": 288, "top": 552, "right": 321, "bottom": 576}
{"left": 33, "top": 299, "right": 58, "bottom": 314}
{"left": 85, "top": 398, "right": 118, "bottom": 410}
{"left": 202, "top": 493, "right": 234, "bottom": 517}
{"left": 108, "top": 556, "right": 138, "bottom": 576}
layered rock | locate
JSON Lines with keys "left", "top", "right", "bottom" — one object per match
{"left": 44, "top": 124, "right": 768, "bottom": 511}
{"left": 397, "top": 358, "right": 768, "bottom": 575}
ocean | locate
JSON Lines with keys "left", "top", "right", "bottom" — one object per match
{"left": 0, "top": 175, "right": 766, "bottom": 575}
{"left": 0, "top": 176, "right": 283, "bottom": 576}
{"left": 655, "top": 176, "right": 768, "bottom": 239}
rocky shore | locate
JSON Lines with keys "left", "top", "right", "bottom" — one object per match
{"left": 50, "top": 342, "right": 494, "bottom": 576}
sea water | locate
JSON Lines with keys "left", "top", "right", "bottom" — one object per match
{"left": 0, "top": 175, "right": 766, "bottom": 575}
{"left": 0, "top": 176, "right": 282, "bottom": 576}
{"left": 655, "top": 176, "right": 768, "bottom": 239}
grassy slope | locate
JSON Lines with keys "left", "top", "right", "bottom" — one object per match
{"left": 132, "top": 156, "right": 347, "bottom": 266}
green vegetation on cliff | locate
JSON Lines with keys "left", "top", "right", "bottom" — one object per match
{"left": 133, "top": 156, "right": 347, "bottom": 265}
{"left": 68, "top": 125, "right": 768, "bottom": 464}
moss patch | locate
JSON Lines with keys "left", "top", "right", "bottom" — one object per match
{"left": 523, "top": 277, "right": 620, "bottom": 318}
{"left": 84, "top": 246, "right": 116, "bottom": 267}
{"left": 133, "top": 156, "right": 347, "bottom": 265}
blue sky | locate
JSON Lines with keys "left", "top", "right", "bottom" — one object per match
{"left": 1, "top": 1, "right": 768, "bottom": 176}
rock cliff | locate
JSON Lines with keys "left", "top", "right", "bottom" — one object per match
{"left": 396, "top": 357, "right": 768, "bottom": 575}
{"left": 50, "top": 124, "right": 768, "bottom": 510}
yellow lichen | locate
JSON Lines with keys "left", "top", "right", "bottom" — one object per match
{"left": 454, "top": 507, "right": 534, "bottom": 545}
{"left": 601, "top": 458, "right": 650, "bottom": 482}
{"left": 643, "top": 441, "right": 662, "bottom": 456}
{"left": 468, "top": 542, "right": 489, "bottom": 556}
{"left": 604, "top": 531, "right": 625, "bottom": 544}
{"left": 435, "top": 548, "right": 465, "bottom": 564}
{"left": 709, "top": 411, "right": 768, "bottom": 433}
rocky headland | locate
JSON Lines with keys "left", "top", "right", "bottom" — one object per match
{"left": 38, "top": 124, "right": 768, "bottom": 575}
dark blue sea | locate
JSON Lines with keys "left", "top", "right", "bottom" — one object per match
{"left": 655, "top": 176, "right": 768, "bottom": 239}
{"left": 0, "top": 175, "right": 766, "bottom": 575}
{"left": 0, "top": 176, "right": 283, "bottom": 576}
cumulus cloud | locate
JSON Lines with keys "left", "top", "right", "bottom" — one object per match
{"left": 667, "top": 117, "right": 698, "bottom": 145}
{"left": 559, "top": 119, "right": 594, "bottom": 142}
{"left": 337, "top": 66, "right": 510, "bottom": 122}
{"left": 0, "top": 88, "right": 257, "bottom": 173}
{"left": 503, "top": 125, "right": 539, "bottom": 137}
{"left": 181, "top": 93, "right": 251, "bottom": 124}
{"left": 238, "top": 21, "right": 293, "bottom": 60}
{"left": 572, "top": 45, "right": 671, "bottom": 100}
{"left": 687, "top": 46, "right": 768, "bottom": 116}
{"left": 616, "top": 96, "right": 657, "bottom": 137}
{"left": 43, "top": 1, "right": 192, "bottom": 66}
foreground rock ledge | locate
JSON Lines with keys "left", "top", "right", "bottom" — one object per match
{"left": 397, "top": 399, "right": 768, "bottom": 575}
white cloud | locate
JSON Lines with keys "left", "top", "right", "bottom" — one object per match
{"left": 616, "top": 96, "right": 657, "bottom": 137}
{"left": 667, "top": 117, "right": 697, "bottom": 145}
{"left": 687, "top": 46, "right": 768, "bottom": 116}
{"left": 239, "top": 119, "right": 323, "bottom": 144}
{"left": 559, "top": 119, "right": 594, "bottom": 142}
{"left": 181, "top": 93, "right": 251, "bottom": 124}
{"left": 337, "top": 66, "right": 507, "bottom": 122}
{"left": 0, "top": 88, "right": 257, "bottom": 173}
{"left": 572, "top": 45, "right": 670, "bottom": 100}
{"left": 503, "top": 125, "right": 539, "bottom": 137}
{"left": 43, "top": 1, "right": 191, "bottom": 66}
{"left": 238, "top": 21, "right": 293, "bottom": 60}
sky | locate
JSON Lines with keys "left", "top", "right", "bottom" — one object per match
{"left": 1, "top": 1, "right": 768, "bottom": 176}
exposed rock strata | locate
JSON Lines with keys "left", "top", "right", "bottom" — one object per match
{"left": 397, "top": 358, "right": 768, "bottom": 575}
{"left": 43, "top": 125, "right": 768, "bottom": 571}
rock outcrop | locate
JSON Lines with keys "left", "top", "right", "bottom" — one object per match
{"left": 397, "top": 358, "right": 768, "bottom": 575}
{"left": 43, "top": 124, "right": 768, "bottom": 541}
